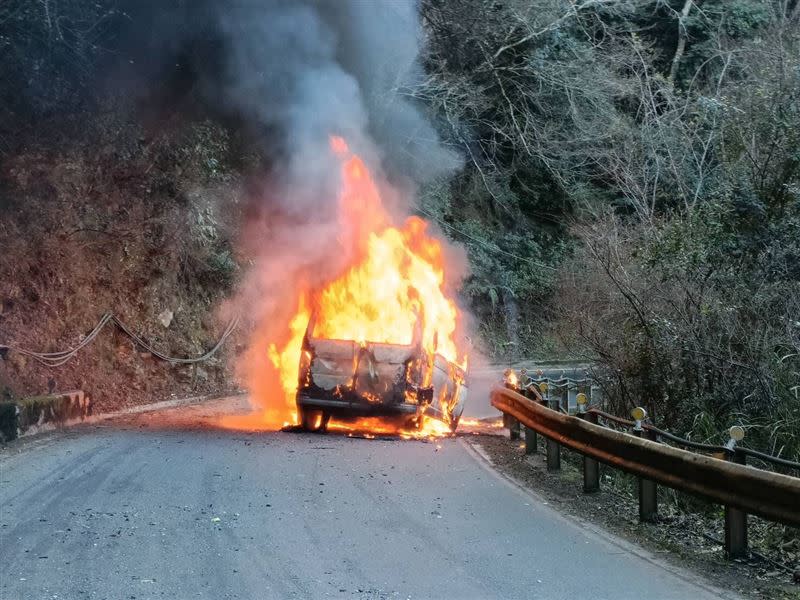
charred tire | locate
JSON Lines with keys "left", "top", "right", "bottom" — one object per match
{"left": 299, "top": 408, "right": 330, "bottom": 433}
{"left": 449, "top": 405, "right": 465, "bottom": 433}
{"left": 449, "top": 415, "right": 461, "bottom": 433}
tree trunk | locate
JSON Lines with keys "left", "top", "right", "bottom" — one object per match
{"left": 502, "top": 288, "right": 521, "bottom": 358}
{"left": 791, "top": 0, "right": 800, "bottom": 22}
{"left": 668, "top": 0, "right": 694, "bottom": 83}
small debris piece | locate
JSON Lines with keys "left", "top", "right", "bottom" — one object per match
{"left": 158, "top": 309, "right": 174, "bottom": 328}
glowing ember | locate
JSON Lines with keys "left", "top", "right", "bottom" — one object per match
{"left": 503, "top": 368, "right": 518, "bottom": 388}
{"left": 459, "top": 417, "right": 504, "bottom": 429}
{"left": 326, "top": 415, "right": 453, "bottom": 440}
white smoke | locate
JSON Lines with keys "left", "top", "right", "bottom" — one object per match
{"left": 209, "top": 1, "right": 465, "bottom": 424}
{"left": 215, "top": 0, "right": 459, "bottom": 205}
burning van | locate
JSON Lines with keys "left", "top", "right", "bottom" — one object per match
{"left": 245, "top": 136, "right": 469, "bottom": 436}
{"left": 295, "top": 310, "right": 468, "bottom": 433}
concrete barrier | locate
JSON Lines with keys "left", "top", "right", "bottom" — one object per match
{"left": 1, "top": 391, "right": 92, "bottom": 441}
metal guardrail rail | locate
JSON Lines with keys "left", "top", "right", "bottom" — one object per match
{"left": 510, "top": 371, "right": 601, "bottom": 414}
{"left": 491, "top": 386, "right": 800, "bottom": 558}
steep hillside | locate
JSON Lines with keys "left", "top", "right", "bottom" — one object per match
{"left": 0, "top": 112, "right": 245, "bottom": 411}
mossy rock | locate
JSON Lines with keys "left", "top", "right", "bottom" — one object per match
{"left": 17, "top": 395, "right": 58, "bottom": 429}
{"left": 17, "top": 392, "right": 89, "bottom": 430}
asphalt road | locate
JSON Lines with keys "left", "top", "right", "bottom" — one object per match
{"left": 1, "top": 396, "right": 726, "bottom": 600}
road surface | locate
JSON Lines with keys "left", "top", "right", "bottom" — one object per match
{"left": 1, "top": 396, "right": 725, "bottom": 599}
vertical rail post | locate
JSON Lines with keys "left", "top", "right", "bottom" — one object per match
{"left": 590, "top": 384, "right": 602, "bottom": 405}
{"left": 520, "top": 386, "right": 537, "bottom": 453}
{"left": 546, "top": 398, "right": 561, "bottom": 472}
{"left": 567, "top": 385, "right": 578, "bottom": 414}
{"left": 560, "top": 383, "right": 569, "bottom": 413}
{"left": 546, "top": 435, "right": 561, "bottom": 471}
{"left": 524, "top": 425, "right": 537, "bottom": 454}
{"left": 632, "top": 407, "right": 658, "bottom": 522}
{"left": 502, "top": 374, "right": 515, "bottom": 436}
{"left": 579, "top": 400, "right": 599, "bottom": 493}
{"left": 502, "top": 410, "right": 521, "bottom": 439}
{"left": 502, "top": 374, "right": 521, "bottom": 440}
{"left": 724, "top": 427, "right": 748, "bottom": 559}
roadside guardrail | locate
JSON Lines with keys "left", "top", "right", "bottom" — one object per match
{"left": 491, "top": 384, "right": 800, "bottom": 559}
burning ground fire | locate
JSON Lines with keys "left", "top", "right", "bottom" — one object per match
{"left": 222, "top": 136, "right": 468, "bottom": 439}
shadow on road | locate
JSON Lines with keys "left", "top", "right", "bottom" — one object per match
{"left": 94, "top": 395, "right": 504, "bottom": 442}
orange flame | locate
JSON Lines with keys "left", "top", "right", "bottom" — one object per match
{"left": 326, "top": 415, "right": 453, "bottom": 440}
{"left": 226, "top": 136, "right": 467, "bottom": 436}
{"left": 504, "top": 369, "right": 518, "bottom": 388}
{"left": 315, "top": 138, "right": 461, "bottom": 363}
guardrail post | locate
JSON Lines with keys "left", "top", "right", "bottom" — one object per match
{"left": 524, "top": 425, "right": 537, "bottom": 454}
{"left": 546, "top": 399, "right": 561, "bottom": 471}
{"left": 639, "top": 431, "right": 658, "bottom": 522}
{"left": 724, "top": 427, "right": 748, "bottom": 559}
{"left": 632, "top": 408, "right": 658, "bottom": 522}
{"left": 580, "top": 409, "right": 600, "bottom": 493}
{"left": 724, "top": 452, "right": 748, "bottom": 558}
{"left": 590, "top": 384, "right": 601, "bottom": 405}
{"left": 567, "top": 385, "right": 578, "bottom": 413}
{"left": 508, "top": 415, "right": 520, "bottom": 440}
{"left": 502, "top": 412, "right": 519, "bottom": 437}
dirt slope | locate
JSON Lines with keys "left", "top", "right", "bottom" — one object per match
{"left": 0, "top": 114, "right": 247, "bottom": 411}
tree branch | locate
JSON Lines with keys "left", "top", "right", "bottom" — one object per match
{"left": 668, "top": 0, "right": 695, "bottom": 82}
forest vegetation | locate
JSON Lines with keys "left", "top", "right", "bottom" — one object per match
{"left": 419, "top": 0, "right": 800, "bottom": 460}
